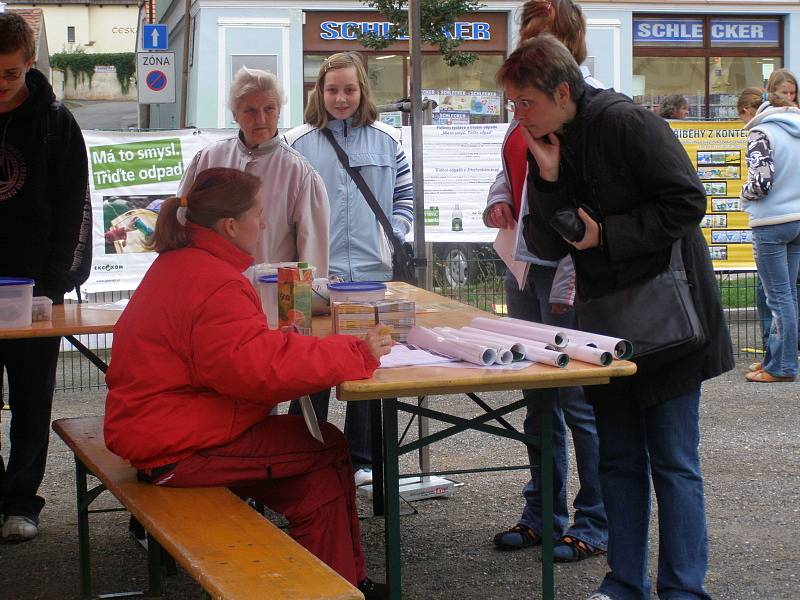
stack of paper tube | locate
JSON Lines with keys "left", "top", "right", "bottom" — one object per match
{"left": 404, "top": 316, "right": 631, "bottom": 367}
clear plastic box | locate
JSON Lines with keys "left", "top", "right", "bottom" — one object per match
{"left": 0, "top": 277, "right": 34, "bottom": 328}
{"left": 31, "top": 296, "right": 53, "bottom": 321}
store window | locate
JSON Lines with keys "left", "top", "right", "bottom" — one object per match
{"left": 302, "top": 11, "right": 508, "bottom": 126}
{"left": 632, "top": 15, "right": 782, "bottom": 119}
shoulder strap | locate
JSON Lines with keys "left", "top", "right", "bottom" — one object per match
{"left": 320, "top": 127, "right": 408, "bottom": 260}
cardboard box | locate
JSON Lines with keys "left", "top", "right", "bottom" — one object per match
{"left": 278, "top": 265, "right": 313, "bottom": 335}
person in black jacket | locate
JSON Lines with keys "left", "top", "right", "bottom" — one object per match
{"left": 497, "top": 35, "right": 733, "bottom": 600}
{"left": 0, "top": 12, "right": 89, "bottom": 541}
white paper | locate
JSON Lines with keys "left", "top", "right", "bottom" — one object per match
{"left": 379, "top": 344, "right": 458, "bottom": 368}
{"left": 298, "top": 395, "right": 324, "bottom": 443}
{"left": 85, "top": 299, "right": 129, "bottom": 311}
{"left": 432, "top": 359, "right": 534, "bottom": 370}
{"left": 407, "top": 326, "right": 497, "bottom": 366}
{"left": 499, "top": 316, "right": 632, "bottom": 359}
{"left": 562, "top": 342, "right": 613, "bottom": 366}
{"left": 469, "top": 317, "right": 567, "bottom": 348}
{"left": 493, "top": 227, "right": 530, "bottom": 290}
{"left": 434, "top": 327, "right": 515, "bottom": 364}
{"left": 459, "top": 326, "right": 568, "bottom": 367}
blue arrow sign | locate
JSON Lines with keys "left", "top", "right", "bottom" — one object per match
{"left": 142, "top": 24, "right": 168, "bottom": 51}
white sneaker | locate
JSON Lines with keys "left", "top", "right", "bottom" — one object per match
{"left": 587, "top": 593, "right": 614, "bottom": 600}
{"left": 354, "top": 468, "right": 373, "bottom": 487}
{"left": 2, "top": 515, "right": 39, "bottom": 541}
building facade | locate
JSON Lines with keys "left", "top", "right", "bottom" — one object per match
{"left": 7, "top": 0, "right": 139, "bottom": 55}
{"left": 150, "top": 0, "right": 800, "bottom": 129}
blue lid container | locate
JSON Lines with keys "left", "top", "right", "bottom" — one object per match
{"left": 0, "top": 277, "right": 35, "bottom": 286}
{"left": 257, "top": 275, "right": 278, "bottom": 284}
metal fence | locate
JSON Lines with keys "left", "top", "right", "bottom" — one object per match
{"left": 50, "top": 259, "right": 763, "bottom": 392}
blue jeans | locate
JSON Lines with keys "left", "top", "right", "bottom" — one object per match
{"left": 753, "top": 221, "right": 800, "bottom": 378}
{"left": 593, "top": 387, "right": 710, "bottom": 600}
{"left": 505, "top": 268, "right": 607, "bottom": 549}
{"left": 0, "top": 336, "right": 62, "bottom": 522}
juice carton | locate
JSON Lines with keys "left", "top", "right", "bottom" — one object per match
{"left": 277, "top": 263, "right": 313, "bottom": 335}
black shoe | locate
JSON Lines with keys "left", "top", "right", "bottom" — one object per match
{"left": 358, "top": 577, "right": 389, "bottom": 600}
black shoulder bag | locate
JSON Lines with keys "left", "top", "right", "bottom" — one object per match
{"left": 576, "top": 238, "right": 707, "bottom": 365}
{"left": 320, "top": 127, "right": 417, "bottom": 285}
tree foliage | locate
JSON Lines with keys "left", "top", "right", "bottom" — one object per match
{"left": 357, "top": 0, "right": 484, "bottom": 67}
{"left": 51, "top": 51, "right": 136, "bottom": 94}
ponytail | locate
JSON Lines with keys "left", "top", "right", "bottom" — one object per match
{"left": 148, "top": 167, "right": 262, "bottom": 254}
{"left": 147, "top": 197, "right": 189, "bottom": 253}
{"left": 518, "top": 0, "right": 587, "bottom": 64}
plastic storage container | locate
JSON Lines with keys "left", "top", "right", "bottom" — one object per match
{"left": 0, "top": 277, "right": 35, "bottom": 328}
{"left": 327, "top": 282, "right": 387, "bottom": 304}
{"left": 31, "top": 296, "right": 53, "bottom": 321}
{"left": 257, "top": 275, "right": 278, "bottom": 329}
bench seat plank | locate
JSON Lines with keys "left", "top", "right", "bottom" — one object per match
{"left": 53, "top": 416, "right": 363, "bottom": 600}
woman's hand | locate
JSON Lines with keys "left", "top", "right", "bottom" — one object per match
{"left": 486, "top": 203, "right": 516, "bottom": 230}
{"left": 569, "top": 208, "right": 601, "bottom": 250}
{"left": 520, "top": 127, "right": 561, "bottom": 182}
{"left": 365, "top": 325, "right": 394, "bottom": 360}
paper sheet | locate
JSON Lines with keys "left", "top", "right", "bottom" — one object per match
{"left": 85, "top": 299, "right": 129, "bottom": 311}
{"left": 298, "top": 395, "right": 324, "bottom": 443}
{"left": 379, "top": 344, "right": 458, "bottom": 368}
{"left": 493, "top": 227, "right": 529, "bottom": 290}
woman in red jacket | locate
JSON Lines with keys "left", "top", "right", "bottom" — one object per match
{"left": 104, "top": 167, "right": 390, "bottom": 599}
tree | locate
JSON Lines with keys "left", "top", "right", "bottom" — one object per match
{"left": 357, "top": 0, "right": 484, "bottom": 67}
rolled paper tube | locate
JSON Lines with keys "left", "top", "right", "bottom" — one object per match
{"left": 460, "top": 326, "right": 544, "bottom": 359}
{"left": 499, "top": 316, "right": 633, "bottom": 360}
{"left": 407, "top": 326, "right": 497, "bottom": 366}
{"left": 562, "top": 342, "right": 613, "bottom": 366}
{"left": 435, "top": 327, "right": 523, "bottom": 363}
{"left": 469, "top": 317, "right": 567, "bottom": 348}
{"left": 432, "top": 328, "right": 510, "bottom": 365}
{"left": 435, "top": 326, "right": 566, "bottom": 367}
{"left": 523, "top": 346, "right": 570, "bottom": 368}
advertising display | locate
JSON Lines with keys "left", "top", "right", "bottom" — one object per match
{"left": 83, "top": 129, "right": 231, "bottom": 293}
{"left": 401, "top": 123, "right": 508, "bottom": 243}
{"left": 668, "top": 121, "right": 754, "bottom": 269}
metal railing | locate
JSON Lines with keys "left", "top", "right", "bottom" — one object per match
{"left": 47, "top": 258, "right": 763, "bottom": 392}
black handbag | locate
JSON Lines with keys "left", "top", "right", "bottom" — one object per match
{"left": 320, "top": 128, "right": 417, "bottom": 285}
{"left": 576, "top": 239, "right": 707, "bottom": 361}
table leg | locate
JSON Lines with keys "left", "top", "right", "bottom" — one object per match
{"left": 540, "top": 405, "right": 554, "bottom": 600}
{"left": 382, "top": 398, "right": 402, "bottom": 600}
{"left": 75, "top": 457, "right": 92, "bottom": 600}
{"left": 369, "top": 399, "right": 385, "bottom": 516}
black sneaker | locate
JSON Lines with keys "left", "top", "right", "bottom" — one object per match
{"left": 358, "top": 577, "right": 389, "bottom": 600}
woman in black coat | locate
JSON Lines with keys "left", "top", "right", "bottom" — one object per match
{"left": 497, "top": 35, "right": 733, "bottom": 600}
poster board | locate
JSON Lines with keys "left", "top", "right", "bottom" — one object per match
{"left": 668, "top": 120, "right": 753, "bottom": 270}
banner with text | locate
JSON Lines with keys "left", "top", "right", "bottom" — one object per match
{"left": 401, "top": 123, "right": 507, "bottom": 243}
{"left": 83, "top": 128, "right": 231, "bottom": 293}
{"left": 668, "top": 120, "right": 753, "bottom": 270}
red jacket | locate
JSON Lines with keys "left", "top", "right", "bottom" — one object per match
{"left": 503, "top": 124, "right": 529, "bottom": 219}
{"left": 104, "top": 224, "right": 379, "bottom": 469}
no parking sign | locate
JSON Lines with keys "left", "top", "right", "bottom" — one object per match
{"left": 136, "top": 52, "right": 176, "bottom": 104}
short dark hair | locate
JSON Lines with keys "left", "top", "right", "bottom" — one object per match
{"left": 659, "top": 95, "right": 688, "bottom": 119}
{"left": 496, "top": 33, "right": 585, "bottom": 100}
{"left": 0, "top": 13, "right": 36, "bottom": 61}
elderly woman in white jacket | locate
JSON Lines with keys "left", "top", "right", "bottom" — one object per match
{"left": 178, "top": 67, "right": 330, "bottom": 274}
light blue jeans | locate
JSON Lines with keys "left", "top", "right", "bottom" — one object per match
{"left": 753, "top": 221, "right": 800, "bottom": 378}
{"left": 505, "top": 267, "right": 607, "bottom": 550}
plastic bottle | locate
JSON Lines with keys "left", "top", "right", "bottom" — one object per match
{"left": 451, "top": 204, "right": 463, "bottom": 232}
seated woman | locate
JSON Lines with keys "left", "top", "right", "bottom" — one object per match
{"left": 104, "top": 167, "right": 390, "bottom": 599}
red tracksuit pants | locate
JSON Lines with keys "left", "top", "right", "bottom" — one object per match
{"left": 150, "top": 415, "right": 366, "bottom": 585}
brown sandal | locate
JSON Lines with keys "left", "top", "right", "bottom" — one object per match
{"left": 745, "top": 369, "right": 795, "bottom": 383}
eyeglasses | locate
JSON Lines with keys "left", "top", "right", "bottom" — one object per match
{"left": 0, "top": 70, "right": 23, "bottom": 82}
{"left": 505, "top": 99, "right": 531, "bottom": 112}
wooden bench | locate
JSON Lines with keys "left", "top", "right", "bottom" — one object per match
{"left": 53, "top": 416, "right": 364, "bottom": 600}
